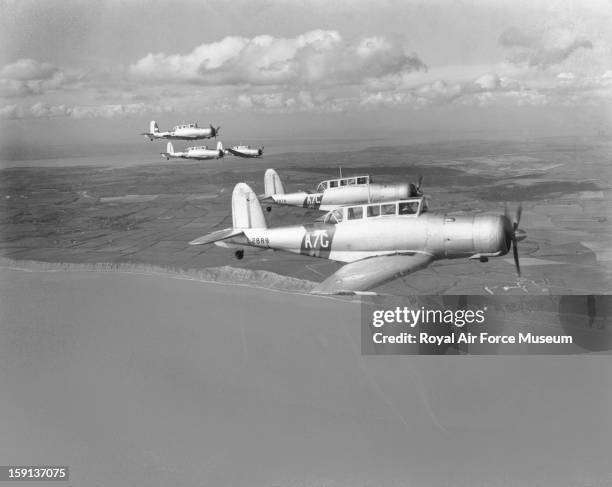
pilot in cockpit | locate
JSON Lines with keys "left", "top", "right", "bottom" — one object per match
{"left": 325, "top": 208, "right": 343, "bottom": 224}
{"left": 398, "top": 201, "right": 418, "bottom": 215}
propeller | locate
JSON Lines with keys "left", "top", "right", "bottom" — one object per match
{"left": 504, "top": 203, "right": 526, "bottom": 277}
{"left": 210, "top": 124, "right": 221, "bottom": 138}
{"left": 409, "top": 175, "right": 424, "bottom": 196}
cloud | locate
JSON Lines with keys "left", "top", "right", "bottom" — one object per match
{"left": 0, "top": 104, "right": 23, "bottom": 119}
{"left": 498, "top": 27, "right": 593, "bottom": 68}
{"left": 0, "top": 102, "right": 172, "bottom": 120}
{"left": 557, "top": 72, "right": 576, "bottom": 80}
{"left": 359, "top": 70, "right": 546, "bottom": 109}
{"left": 0, "top": 58, "right": 59, "bottom": 80}
{"left": 215, "top": 90, "right": 346, "bottom": 114}
{"left": 129, "top": 30, "right": 426, "bottom": 86}
{"left": 0, "top": 58, "right": 79, "bottom": 97}
{"left": 498, "top": 27, "right": 539, "bottom": 49}
{"left": 474, "top": 73, "right": 502, "bottom": 91}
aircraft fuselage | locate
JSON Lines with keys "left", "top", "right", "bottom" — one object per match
{"left": 149, "top": 129, "right": 216, "bottom": 141}
{"left": 268, "top": 183, "right": 412, "bottom": 211}
{"left": 217, "top": 213, "right": 512, "bottom": 263}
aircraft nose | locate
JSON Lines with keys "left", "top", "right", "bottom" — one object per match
{"left": 473, "top": 215, "right": 510, "bottom": 255}
{"left": 514, "top": 228, "right": 527, "bottom": 242}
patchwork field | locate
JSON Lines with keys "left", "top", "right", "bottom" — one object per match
{"left": 1, "top": 136, "right": 610, "bottom": 294}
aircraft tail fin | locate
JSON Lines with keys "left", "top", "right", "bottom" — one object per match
{"left": 150, "top": 120, "right": 159, "bottom": 134}
{"left": 264, "top": 168, "right": 285, "bottom": 196}
{"left": 232, "top": 183, "right": 267, "bottom": 229}
{"left": 217, "top": 140, "right": 223, "bottom": 152}
{"left": 161, "top": 142, "right": 173, "bottom": 160}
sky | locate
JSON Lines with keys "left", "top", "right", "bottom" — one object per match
{"left": 0, "top": 0, "right": 611, "bottom": 158}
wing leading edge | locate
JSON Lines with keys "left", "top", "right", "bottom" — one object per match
{"left": 225, "top": 148, "right": 250, "bottom": 158}
{"left": 312, "top": 253, "right": 434, "bottom": 295}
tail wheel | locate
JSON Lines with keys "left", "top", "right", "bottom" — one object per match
{"left": 235, "top": 250, "right": 244, "bottom": 260}
{"left": 266, "top": 206, "right": 272, "bottom": 213}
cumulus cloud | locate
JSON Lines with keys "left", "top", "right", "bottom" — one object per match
{"left": 0, "top": 58, "right": 79, "bottom": 97}
{"left": 129, "top": 30, "right": 426, "bottom": 86}
{"left": 474, "top": 73, "right": 502, "bottom": 91}
{"left": 0, "top": 102, "right": 171, "bottom": 120}
{"left": 216, "top": 89, "right": 346, "bottom": 113}
{"left": 556, "top": 72, "right": 576, "bottom": 80}
{"left": 498, "top": 27, "right": 593, "bottom": 68}
{"left": 0, "top": 104, "right": 23, "bottom": 119}
{"left": 360, "top": 70, "right": 543, "bottom": 109}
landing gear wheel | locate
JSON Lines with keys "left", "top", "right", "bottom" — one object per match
{"left": 266, "top": 206, "right": 272, "bottom": 212}
{"left": 235, "top": 250, "right": 244, "bottom": 260}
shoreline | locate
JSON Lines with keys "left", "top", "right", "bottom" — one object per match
{"left": 0, "top": 257, "right": 321, "bottom": 297}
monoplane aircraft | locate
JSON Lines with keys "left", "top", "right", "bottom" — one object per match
{"left": 190, "top": 183, "right": 526, "bottom": 294}
{"left": 141, "top": 121, "right": 221, "bottom": 141}
{"left": 161, "top": 141, "right": 224, "bottom": 161}
{"left": 261, "top": 168, "right": 423, "bottom": 212}
{"left": 225, "top": 145, "right": 264, "bottom": 158}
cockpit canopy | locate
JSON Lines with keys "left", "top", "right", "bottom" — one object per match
{"left": 173, "top": 123, "right": 199, "bottom": 131}
{"left": 322, "top": 197, "right": 428, "bottom": 224}
{"left": 187, "top": 145, "right": 208, "bottom": 151}
{"left": 316, "top": 175, "right": 371, "bottom": 193}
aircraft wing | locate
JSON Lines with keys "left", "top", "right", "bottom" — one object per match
{"left": 225, "top": 148, "right": 251, "bottom": 158}
{"left": 312, "top": 252, "right": 434, "bottom": 295}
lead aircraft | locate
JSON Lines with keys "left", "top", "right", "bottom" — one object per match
{"left": 190, "top": 183, "right": 526, "bottom": 294}
{"left": 261, "top": 168, "right": 423, "bottom": 212}
{"left": 161, "top": 141, "right": 224, "bottom": 161}
{"left": 141, "top": 120, "right": 220, "bottom": 141}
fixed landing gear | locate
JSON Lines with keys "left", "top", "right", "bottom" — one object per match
{"left": 235, "top": 250, "right": 244, "bottom": 260}
{"left": 266, "top": 206, "right": 272, "bottom": 212}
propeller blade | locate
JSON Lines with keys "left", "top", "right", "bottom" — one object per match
{"left": 515, "top": 203, "right": 522, "bottom": 227}
{"left": 502, "top": 202, "right": 524, "bottom": 277}
{"left": 512, "top": 237, "right": 521, "bottom": 277}
{"left": 417, "top": 175, "right": 423, "bottom": 192}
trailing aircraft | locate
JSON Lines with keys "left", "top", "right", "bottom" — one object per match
{"left": 261, "top": 168, "right": 423, "bottom": 212}
{"left": 190, "top": 183, "right": 526, "bottom": 294}
{"left": 225, "top": 145, "right": 264, "bottom": 158}
{"left": 161, "top": 141, "right": 224, "bottom": 161}
{"left": 141, "top": 120, "right": 221, "bottom": 141}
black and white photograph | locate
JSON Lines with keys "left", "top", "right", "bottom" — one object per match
{"left": 1, "top": 0, "right": 611, "bottom": 485}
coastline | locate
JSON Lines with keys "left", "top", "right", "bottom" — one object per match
{"left": 0, "top": 257, "right": 319, "bottom": 295}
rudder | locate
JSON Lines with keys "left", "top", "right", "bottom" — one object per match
{"left": 232, "top": 183, "right": 267, "bottom": 229}
{"left": 150, "top": 120, "right": 159, "bottom": 133}
{"left": 264, "top": 168, "right": 285, "bottom": 196}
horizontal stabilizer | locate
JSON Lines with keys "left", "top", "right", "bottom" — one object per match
{"left": 189, "top": 228, "right": 244, "bottom": 246}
